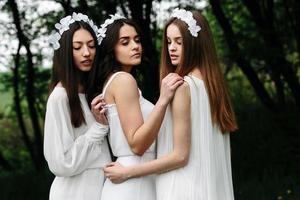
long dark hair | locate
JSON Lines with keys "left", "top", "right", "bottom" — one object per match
{"left": 49, "top": 21, "right": 100, "bottom": 127}
{"left": 86, "top": 18, "right": 146, "bottom": 106}
{"left": 160, "top": 11, "right": 237, "bottom": 133}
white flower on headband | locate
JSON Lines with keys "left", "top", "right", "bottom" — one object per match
{"left": 55, "top": 15, "right": 75, "bottom": 35}
{"left": 97, "top": 13, "right": 126, "bottom": 45}
{"left": 49, "top": 12, "right": 99, "bottom": 50}
{"left": 49, "top": 32, "right": 61, "bottom": 50}
{"left": 170, "top": 8, "right": 201, "bottom": 37}
{"left": 72, "top": 12, "right": 88, "bottom": 22}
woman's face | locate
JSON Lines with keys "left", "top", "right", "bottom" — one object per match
{"left": 114, "top": 24, "right": 142, "bottom": 71}
{"left": 167, "top": 23, "right": 182, "bottom": 66}
{"left": 72, "top": 28, "right": 96, "bottom": 72}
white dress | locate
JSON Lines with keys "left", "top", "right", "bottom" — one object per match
{"left": 44, "top": 87, "right": 111, "bottom": 200}
{"left": 156, "top": 75, "right": 234, "bottom": 200}
{"left": 101, "top": 72, "right": 156, "bottom": 200}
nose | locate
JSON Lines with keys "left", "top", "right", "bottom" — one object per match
{"left": 82, "top": 45, "right": 91, "bottom": 57}
{"left": 132, "top": 40, "right": 139, "bottom": 51}
{"left": 169, "top": 42, "right": 176, "bottom": 51}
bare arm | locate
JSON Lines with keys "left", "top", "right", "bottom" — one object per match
{"left": 109, "top": 72, "right": 183, "bottom": 156}
{"left": 104, "top": 82, "right": 191, "bottom": 182}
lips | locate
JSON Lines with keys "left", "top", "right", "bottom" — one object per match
{"left": 131, "top": 53, "right": 141, "bottom": 58}
{"left": 81, "top": 59, "right": 92, "bottom": 66}
{"left": 170, "top": 54, "right": 178, "bottom": 60}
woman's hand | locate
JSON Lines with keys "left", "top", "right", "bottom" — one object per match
{"left": 103, "top": 162, "right": 130, "bottom": 184}
{"left": 159, "top": 73, "right": 183, "bottom": 106}
{"left": 91, "top": 94, "right": 108, "bottom": 125}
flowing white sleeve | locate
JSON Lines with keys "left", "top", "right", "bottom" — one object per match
{"left": 43, "top": 93, "right": 108, "bottom": 177}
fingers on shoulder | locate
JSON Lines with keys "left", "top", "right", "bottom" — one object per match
{"left": 172, "top": 82, "right": 191, "bottom": 116}
{"left": 174, "top": 82, "right": 190, "bottom": 99}
{"left": 172, "top": 82, "right": 191, "bottom": 109}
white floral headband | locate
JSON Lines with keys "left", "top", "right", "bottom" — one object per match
{"left": 97, "top": 13, "right": 126, "bottom": 45}
{"left": 49, "top": 12, "right": 99, "bottom": 50}
{"left": 170, "top": 8, "right": 201, "bottom": 37}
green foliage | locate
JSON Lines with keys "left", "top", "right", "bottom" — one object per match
{"left": 0, "top": 54, "right": 50, "bottom": 170}
{"left": 0, "top": 0, "right": 299, "bottom": 199}
{"left": 227, "top": 69, "right": 300, "bottom": 199}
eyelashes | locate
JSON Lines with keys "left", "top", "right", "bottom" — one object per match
{"left": 120, "top": 37, "right": 141, "bottom": 46}
{"left": 73, "top": 45, "right": 95, "bottom": 50}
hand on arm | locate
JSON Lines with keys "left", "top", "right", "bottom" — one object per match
{"left": 44, "top": 93, "right": 108, "bottom": 177}
{"left": 111, "top": 73, "right": 183, "bottom": 156}
{"left": 91, "top": 94, "right": 108, "bottom": 125}
{"left": 104, "top": 82, "right": 191, "bottom": 183}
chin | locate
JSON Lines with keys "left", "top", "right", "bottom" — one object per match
{"left": 171, "top": 61, "right": 179, "bottom": 66}
{"left": 131, "top": 60, "right": 141, "bottom": 66}
{"left": 78, "top": 66, "right": 92, "bottom": 72}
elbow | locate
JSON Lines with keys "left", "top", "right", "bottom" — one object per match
{"left": 48, "top": 164, "right": 66, "bottom": 177}
{"left": 131, "top": 146, "right": 146, "bottom": 156}
{"left": 46, "top": 161, "right": 76, "bottom": 177}
{"left": 129, "top": 143, "right": 147, "bottom": 156}
{"left": 174, "top": 154, "right": 189, "bottom": 168}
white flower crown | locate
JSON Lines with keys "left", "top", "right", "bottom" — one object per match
{"left": 170, "top": 8, "right": 201, "bottom": 37}
{"left": 97, "top": 13, "right": 126, "bottom": 45}
{"left": 49, "top": 12, "right": 99, "bottom": 50}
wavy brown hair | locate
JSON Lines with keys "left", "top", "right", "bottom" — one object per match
{"left": 160, "top": 11, "right": 237, "bottom": 133}
{"left": 49, "top": 21, "right": 100, "bottom": 127}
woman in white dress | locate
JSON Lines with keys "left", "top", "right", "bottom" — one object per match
{"left": 103, "top": 9, "right": 238, "bottom": 200}
{"left": 86, "top": 14, "right": 183, "bottom": 200}
{"left": 44, "top": 13, "right": 111, "bottom": 200}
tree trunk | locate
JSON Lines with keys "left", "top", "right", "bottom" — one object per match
{"left": 78, "top": 0, "right": 89, "bottom": 14}
{"left": 7, "top": 0, "right": 45, "bottom": 170}
{"left": 128, "top": 0, "right": 160, "bottom": 102}
{"left": 209, "top": 0, "right": 276, "bottom": 110}
{"left": 242, "top": 0, "right": 300, "bottom": 107}
{"left": 13, "top": 43, "right": 37, "bottom": 165}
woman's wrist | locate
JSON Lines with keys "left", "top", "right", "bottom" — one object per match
{"left": 125, "top": 166, "right": 135, "bottom": 180}
{"left": 157, "top": 96, "right": 169, "bottom": 108}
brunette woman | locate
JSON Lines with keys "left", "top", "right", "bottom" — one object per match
{"left": 86, "top": 14, "right": 183, "bottom": 200}
{"left": 44, "top": 13, "right": 111, "bottom": 200}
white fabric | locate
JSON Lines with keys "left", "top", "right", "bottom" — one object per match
{"left": 156, "top": 75, "right": 234, "bottom": 200}
{"left": 101, "top": 72, "right": 157, "bottom": 200}
{"left": 44, "top": 87, "right": 111, "bottom": 200}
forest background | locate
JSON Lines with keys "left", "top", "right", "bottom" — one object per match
{"left": 0, "top": 0, "right": 299, "bottom": 199}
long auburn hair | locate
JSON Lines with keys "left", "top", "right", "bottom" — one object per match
{"left": 160, "top": 11, "right": 237, "bottom": 133}
{"left": 49, "top": 21, "right": 100, "bottom": 127}
{"left": 86, "top": 18, "right": 147, "bottom": 106}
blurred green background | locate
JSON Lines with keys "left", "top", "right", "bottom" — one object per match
{"left": 0, "top": 0, "right": 299, "bottom": 199}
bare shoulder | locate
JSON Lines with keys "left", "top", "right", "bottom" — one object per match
{"left": 174, "top": 81, "right": 191, "bottom": 99}
{"left": 111, "top": 72, "right": 137, "bottom": 89}
{"left": 171, "top": 81, "right": 191, "bottom": 117}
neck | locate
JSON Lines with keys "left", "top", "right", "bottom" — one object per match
{"left": 189, "top": 68, "right": 203, "bottom": 79}
{"left": 78, "top": 84, "right": 85, "bottom": 93}
{"left": 122, "top": 65, "right": 133, "bottom": 73}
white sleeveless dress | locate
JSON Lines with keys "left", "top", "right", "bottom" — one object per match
{"left": 156, "top": 75, "right": 234, "bottom": 200}
{"left": 101, "top": 72, "right": 156, "bottom": 200}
